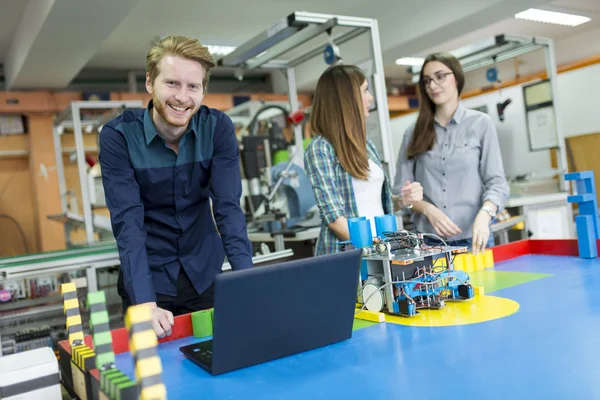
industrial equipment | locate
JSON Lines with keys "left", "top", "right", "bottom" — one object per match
{"left": 220, "top": 12, "right": 395, "bottom": 250}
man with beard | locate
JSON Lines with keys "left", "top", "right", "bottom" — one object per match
{"left": 98, "top": 36, "right": 253, "bottom": 338}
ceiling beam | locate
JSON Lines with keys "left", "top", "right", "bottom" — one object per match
{"left": 4, "top": 0, "right": 141, "bottom": 90}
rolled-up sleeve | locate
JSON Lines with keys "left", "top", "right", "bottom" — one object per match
{"left": 304, "top": 139, "right": 345, "bottom": 226}
{"left": 393, "top": 125, "right": 416, "bottom": 195}
{"left": 479, "top": 116, "right": 510, "bottom": 210}
{"left": 98, "top": 125, "right": 156, "bottom": 305}
{"left": 209, "top": 114, "right": 253, "bottom": 271}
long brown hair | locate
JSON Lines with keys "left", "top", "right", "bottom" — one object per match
{"left": 406, "top": 52, "right": 465, "bottom": 159}
{"left": 310, "top": 65, "right": 369, "bottom": 180}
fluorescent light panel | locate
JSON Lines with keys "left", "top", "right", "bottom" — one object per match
{"left": 515, "top": 8, "right": 591, "bottom": 27}
{"left": 395, "top": 57, "right": 424, "bottom": 66}
{"left": 206, "top": 45, "right": 237, "bottom": 56}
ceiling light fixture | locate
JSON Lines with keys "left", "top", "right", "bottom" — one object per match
{"left": 395, "top": 57, "right": 425, "bottom": 66}
{"left": 515, "top": 8, "right": 591, "bottom": 27}
{"left": 206, "top": 45, "right": 237, "bottom": 56}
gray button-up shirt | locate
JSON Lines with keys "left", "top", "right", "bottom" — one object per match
{"left": 393, "top": 104, "right": 510, "bottom": 241}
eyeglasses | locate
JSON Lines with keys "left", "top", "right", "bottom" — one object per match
{"left": 421, "top": 72, "right": 453, "bottom": 87}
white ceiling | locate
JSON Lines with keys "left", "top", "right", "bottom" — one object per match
{"left": 1, "top": 0, "right": 598, "bottom": 91}
{"left": 408, "top": 0, "right": 600, "bottom": 76}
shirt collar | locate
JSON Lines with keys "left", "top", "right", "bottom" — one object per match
{"left": 434, "top": 103, "right": 466, "bottom": 127}
{"left": 143, "top": 100, "right": 198, "bottom": 145}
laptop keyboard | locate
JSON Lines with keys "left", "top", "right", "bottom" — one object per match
{"left": 193, "top": 346, "right": 213, "bottom": 362}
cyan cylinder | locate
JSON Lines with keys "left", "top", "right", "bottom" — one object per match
{"left": 375, "top": 214, "right": 397, "bottom": 237}
{"left": 348, "top": 217, "right": 372, "bottom": 248}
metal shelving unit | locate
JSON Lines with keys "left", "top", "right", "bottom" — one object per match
{"left": 51, "top": 100, "right": 143, "bottom": 247}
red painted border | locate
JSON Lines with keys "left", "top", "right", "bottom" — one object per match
{"left": 490, "top": 239, "right": 531, "bottom": 262}
{"left": 58, "top": 313, "right": 193, "bottom": 355}
{"left": 529, "top": 239, "right": 600, "bottom": 256}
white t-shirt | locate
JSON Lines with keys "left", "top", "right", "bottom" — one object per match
{"left": 352, "top": 159, "right": 385, "bottom": 236}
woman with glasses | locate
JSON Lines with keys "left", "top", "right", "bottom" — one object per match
{"left": 304, "top": 64, "right": 423, "bottom": 255}
{"left": 393, "top": 52, "right": 510, "bottom": 254}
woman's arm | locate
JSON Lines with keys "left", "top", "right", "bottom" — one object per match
{"left": 304, "top": 139, "right": 349, "bottom": 241}
{"left": 471, "top": 116, "right": 509, "bottom": 254}
{"left": 393, "top": 127, "right": 424, "bottom": 210}
{"left": 479, "top": 116, "right": 510, "bottom": 211}
{"left": 328, "top": 216, "right": 350, "bottom": 241}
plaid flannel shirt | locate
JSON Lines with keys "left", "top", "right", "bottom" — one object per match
{"left": 304, "top": 136, "right": 394, "bottom": 255}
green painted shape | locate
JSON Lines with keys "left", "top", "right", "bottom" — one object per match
{"left": 353, "top": 318, "right": 376, "bottom": 330}
{"left": 93, "top": 331, "right": 113, "bottom": 345}
{"left": 87, "top": 291, "right": 106, "bottom": 305}
{"left": 469, "top": 270, "right": 551, "bottom": 293}
{"left": 95, "top": 353, "right": 115, "bottom": 370}
{"left": 91, "top": 312, "right": 110, "bottom": 326}
{"left": 192, "top": 309, "right": 213, "bottom": 338}
{"left": 101, "top": 369, "right": 123, "bottom": 392}
{"left": 116, "top": 380, "right": 137, "bottom": 400}
{"left": 110, "top": 376, "right": 131, "bottom": 399}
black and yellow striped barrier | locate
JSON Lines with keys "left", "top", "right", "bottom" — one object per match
{"left": 87, "top": 291, "right": 115, "bottom": 371}
{"left": 125, "top": 304, "right": 167, "bottom": 400}
{"left": 87, "top": 291, "right": 138, "bottom": 400}
{"left": 62, "top": 282, "right": 96, "bottom": 400}
{"left": 61, "top": 282, "right": 84, "bottom": 347}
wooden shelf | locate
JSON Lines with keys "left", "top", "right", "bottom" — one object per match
{"left": 0, "top": 134, "right": 29, "bottom": 158}
{"left": 60, "top": 132, "right": 99, "bottom": 153}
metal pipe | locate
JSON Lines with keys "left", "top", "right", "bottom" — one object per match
{"left": 71, "top": 102, "right": 95, "bottom": 245}
{"left": 286, "top": 67, "right": 304, "bottom": 168}
{"left": 369, "top": 18, "right": 395, "bottom": 181}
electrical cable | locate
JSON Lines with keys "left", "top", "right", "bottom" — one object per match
{"left": 0, "top": 214, "right": 30, "bottom": 254}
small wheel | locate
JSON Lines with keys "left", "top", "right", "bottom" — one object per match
{"left": 362, "top": 283, "right": 383, "bottom": 312}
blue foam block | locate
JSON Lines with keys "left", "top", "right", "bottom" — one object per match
{"left": 348, "top": 218, "right": 372, "bottom": 248}
{"left": 565, "top": 171, "right": 595, "bottom": 181}
{"left": 576, "top": 215, "right": 598, "bottom": 259}
{"left": 374, "top": 214, "right": 397, "bottom": 238}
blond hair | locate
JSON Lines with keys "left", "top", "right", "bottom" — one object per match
{"left": 310, "top": 65, "right": 369, "bottom": 180}
{"left": 146, "top": 35, "right": 216, "bottom": 91}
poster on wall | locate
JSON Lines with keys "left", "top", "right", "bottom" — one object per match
{"left": 522, "top": 79, "right": 558, "bottom": 151}
{"left": 526, "top": 106, "right": 558, "bottom": 151}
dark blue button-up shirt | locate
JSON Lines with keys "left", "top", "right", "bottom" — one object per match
{"left": 98, "top": 101, "right": 253, "bottom": 305}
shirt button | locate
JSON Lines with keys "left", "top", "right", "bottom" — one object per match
{"left": 443, "top": 173, "right": 446, "bottom": 176}
{"left": 444, "top": 206, "right": 447, "bottom": 209}
{"left": 176, "top": 196, "right": 181, "bottom": 200}
{"left": 445, "top": 144, "right": 448, "bottom": 147}
{"left": 443, "top": 158, "right": 446, "bottom": 161}
{"left": 443, "top": 189, "right": 446, "bottom": 192}
{"left": 177, "top": 215, "right": 181, "bottom": 220}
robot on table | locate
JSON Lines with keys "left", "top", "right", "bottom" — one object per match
{"left": 339, "top": 215, "right": 474, "bottom": 317}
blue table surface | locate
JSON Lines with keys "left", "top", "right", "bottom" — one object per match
{"left": 115, "top": 255, "right": 600, "bottom": 399}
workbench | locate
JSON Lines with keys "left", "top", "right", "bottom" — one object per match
{"left": 57, "top": 238, "right": 600, "bottom": 400}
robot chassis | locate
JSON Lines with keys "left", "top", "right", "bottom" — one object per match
{"left": 339, "top": 230, "right": 475, "bottom": 317}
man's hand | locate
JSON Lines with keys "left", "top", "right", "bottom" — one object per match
{"left": 424, "top": 204, "right": 462, "bottom": 238}
{"left": 141, "top": 302, "right": 174, "bottom": 338}
{"left": 400, "top": 180, "right": 423, "bottom": 207}
{"left": 472, "top": 210, "right": 492, "bottom": 255}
